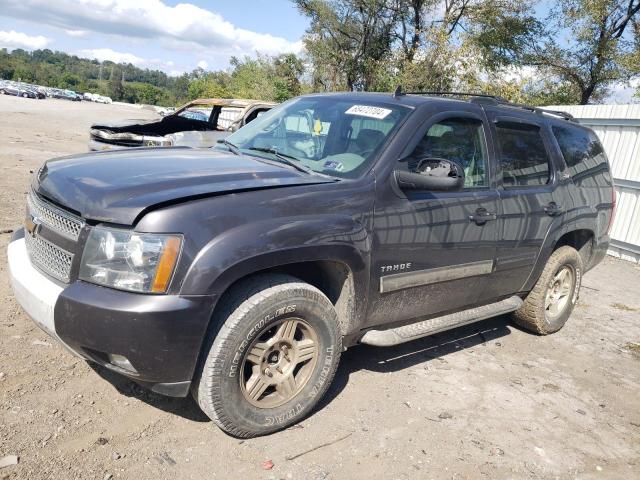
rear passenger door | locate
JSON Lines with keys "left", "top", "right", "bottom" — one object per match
{"left": 484, "top": 111, "right": 564, "bottom": 299}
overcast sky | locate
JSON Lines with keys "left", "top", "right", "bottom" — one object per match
{"left": 0, "top": 0, "right": 309, "bottom": 75}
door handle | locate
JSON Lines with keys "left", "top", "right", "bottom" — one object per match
{"left": 544, "top": 202, "right": 564, "bottom": 216}
{"left": 469, "top": 208, "right": 497, "bottom": 225}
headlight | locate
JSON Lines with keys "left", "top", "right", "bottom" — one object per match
{"left": 79, "top": 227, "right": 182, "bottom": 293}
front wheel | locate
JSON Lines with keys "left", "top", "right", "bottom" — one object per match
{"left": 194, "top": 274, "right": 342, "bottom": 438}
{"left": 513, "top": 246, "right": 583, "bottom": 334}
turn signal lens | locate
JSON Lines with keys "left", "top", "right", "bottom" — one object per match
{"left": 151, "top": 236, "right": 181, "bottom": 293}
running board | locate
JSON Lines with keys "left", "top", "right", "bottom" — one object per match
{"left": 360, "top": 296, "right": 523, "bottom": 347}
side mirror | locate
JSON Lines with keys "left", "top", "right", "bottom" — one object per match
{"left": 395, "top": 158, "right": 465, "bottom": 191}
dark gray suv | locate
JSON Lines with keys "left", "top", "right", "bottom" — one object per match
{"left": 8, "top": 91, "right": 615, "bottom": 437}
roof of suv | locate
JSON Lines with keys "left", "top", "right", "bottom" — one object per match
{"left": 301, "top": 91, "right": 465, "bottom": 108}
{"left": 299, "top": 91, "right": 576, "bottom": 124}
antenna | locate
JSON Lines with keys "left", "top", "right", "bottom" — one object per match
{"left": 393, "top": 85, "right": 404, "bottom": 98}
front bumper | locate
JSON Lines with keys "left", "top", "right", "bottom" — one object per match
{"left": 8, "top": 231, "right": 216, "bottom": 397}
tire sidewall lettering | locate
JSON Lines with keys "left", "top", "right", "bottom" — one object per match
{"left": 229, "top": 304, "right": 296, "bottom": 378}
{"left": 264, "top": 403, "right": 304, "bottom": 426}
{"left": 308, "top": 346, "right": 334, "bottom": 399}
{"left": 572, "top": 265, "right": 581, "bottom": 305}
{"left": 223, "top": 300, "right": 338, "bottom": 429}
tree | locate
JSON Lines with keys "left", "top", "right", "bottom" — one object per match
{"left": 623, "top": 18, "right": 640, "bottom": 96}
{"left": 294, "top": 0, "right": 396, "bottom": 91}
{"left": 187, "top": 70, "right": 231, "bottom": 99}
{"left": 108, "top": 66, "right": 124, "bottom": 100}
{"left": 508, "top": 0, "right": 640, "bottom": 104}
{"left": 294, "top": 0, "right": 541, "bottom": 93}
{"left": 273, "top": 53, "right": 305, "bottom": 100}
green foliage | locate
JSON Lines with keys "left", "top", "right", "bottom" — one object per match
{"left": 3, "top": 1, "right": 638, "bottom": 108}
{"left": 107, "top": 66, "right": 125, "bottom": 101}
{"left": 498, "top": 0, "right": 640, "bottom": 103}
{"left": 295, "top": 0, "right": 395, "bottom": 91}
{"left": 0, "top": 48, "right": 307, "bottom": 106}
{"left": 294, "top": 0, "right": 640, "bottom": 104}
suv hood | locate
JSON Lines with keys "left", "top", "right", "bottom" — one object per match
{"left": 36, "top": 147, "right": 334, "bottom": 225}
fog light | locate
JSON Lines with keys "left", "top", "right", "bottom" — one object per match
{"left": 107, "top": 354, "right": 137, "bottom": 374}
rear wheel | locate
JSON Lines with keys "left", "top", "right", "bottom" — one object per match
{"left": 513, "top": 246, "right": 582, "bottom": 334}
{"left": 22, "top": 93, "right": 28, "bottom": 98}
{"left": 193, "top": 274, "right": 342, "bottom": 438}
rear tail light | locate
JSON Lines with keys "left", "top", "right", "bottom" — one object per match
{"left": 606, "top": 187, "right": 617, "bottom": 235}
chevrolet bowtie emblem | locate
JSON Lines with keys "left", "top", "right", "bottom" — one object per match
{"left": 25, "top": 214, "right": 42, "bottom": 237}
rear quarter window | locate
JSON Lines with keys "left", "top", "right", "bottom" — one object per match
{"left": 495, "top": 122, "right": 551, "bottom": 187}
{"left": 552, "top": 125, "right": 608, "bottom": 178}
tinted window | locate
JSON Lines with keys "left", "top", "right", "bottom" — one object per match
{"left": 400, "top": 117, "right": 489, "bottom": 188}
{"left": 552, "top": 125, "right": 606, "bottom": 176}
{"left": 496, "top": 122, "right": 550, "bottom": 187}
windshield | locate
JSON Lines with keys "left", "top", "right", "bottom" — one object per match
{"left": 223, "top": 97, "right": 411, "bottom": 179}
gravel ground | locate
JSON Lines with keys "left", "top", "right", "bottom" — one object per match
{"left": 0, "top": 95, "right": 639, "bottom": 480}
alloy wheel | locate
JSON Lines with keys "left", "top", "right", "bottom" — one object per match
{"left": 240, "top": 318, "right": 318, "bottom": 408}
{"left": 545, "top": 266, "right": 574, "bottom": 320}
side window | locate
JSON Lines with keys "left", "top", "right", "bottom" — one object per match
{"left": 217, "top": 107, "right": 244, "bottom": 130}
{"left": 496, "top": 122, "right": 550, "bottom": 187}
{"left": 284, "top": 114, "right": 312, "bottom": 133}
{"left": 177, "top": 105, "right": 213, "bottom": 122}
{"left": 552, "top": 125, "right": 606, "bottom": 176}
{"left": 401, "top": 117, "right": 489, "bottom": 188}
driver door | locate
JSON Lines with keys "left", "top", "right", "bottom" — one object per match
{"left": 367, "top": 111, "right": 500, "bottom": 327}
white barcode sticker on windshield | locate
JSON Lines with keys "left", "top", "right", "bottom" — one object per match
{"left": 345, "top": 105, "right": 392, "bottom": 120}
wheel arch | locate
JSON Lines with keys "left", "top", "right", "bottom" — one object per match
{"left": 553, "top": 228, "right": 594, "bottom": 265}
{"left": 189, "top": 255, "right": 365, "bottom": 387}
{"left": 522, "top": 227, "right": 595, "bottom": 292}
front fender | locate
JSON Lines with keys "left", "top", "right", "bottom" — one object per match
{"left": 180, "top": 215, "right": 371, "bottom": 298}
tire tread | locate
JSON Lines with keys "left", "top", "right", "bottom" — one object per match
{"left": 513, "top": 246, "right": 582, "bottom": 335}
{"left": 194, "top": 274, "right": 341, "bottom": 438}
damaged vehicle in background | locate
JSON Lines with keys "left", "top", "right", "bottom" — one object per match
{"left": 89, "top": 98, "right": 276, "bottom": 150}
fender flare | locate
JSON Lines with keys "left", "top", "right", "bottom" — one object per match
{"left": 180, "top": 216, "right": 371, "bottom": 302}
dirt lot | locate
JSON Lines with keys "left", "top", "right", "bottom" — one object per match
{"left": 0, "top": 95, "right": 639, "bottom": 480}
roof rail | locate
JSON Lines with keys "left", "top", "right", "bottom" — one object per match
{"left": 495, "top": 101, "right": 576, "bottom": 122}
{"left": 402, "top": 90, "right": 509, "bottom": 102}
{"left": 393, "top": 88, "right": 576, "bottom": 123}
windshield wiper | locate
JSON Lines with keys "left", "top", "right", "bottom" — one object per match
{"left": 247, "top": 147, "right": 316, "bottom": 175}
{"left": 217, "top": 139, "right": 240, "bottom": 155}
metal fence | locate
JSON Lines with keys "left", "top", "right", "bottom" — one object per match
{"left": 546, "top": 104, "right": 640, "bottom": 263}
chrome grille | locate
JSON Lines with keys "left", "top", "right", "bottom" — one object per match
{"left": 25, "top": 232, "right": 74, "bottom": 282}
{"left": 27, "top": 191, "right": 84, "bottom": 240}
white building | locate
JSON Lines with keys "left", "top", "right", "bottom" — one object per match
{"left": 547, "top": 104, "right": 640, "bottom": 263}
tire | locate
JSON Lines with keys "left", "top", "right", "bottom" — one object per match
{"left": 22, "top": 93, "right": 28, "bottom": 98}
{"left": 193, "top": 274, "right": 342, "bottom": 438}
{"left": 513, "top": 246, "right": 583, "bottom": 335}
